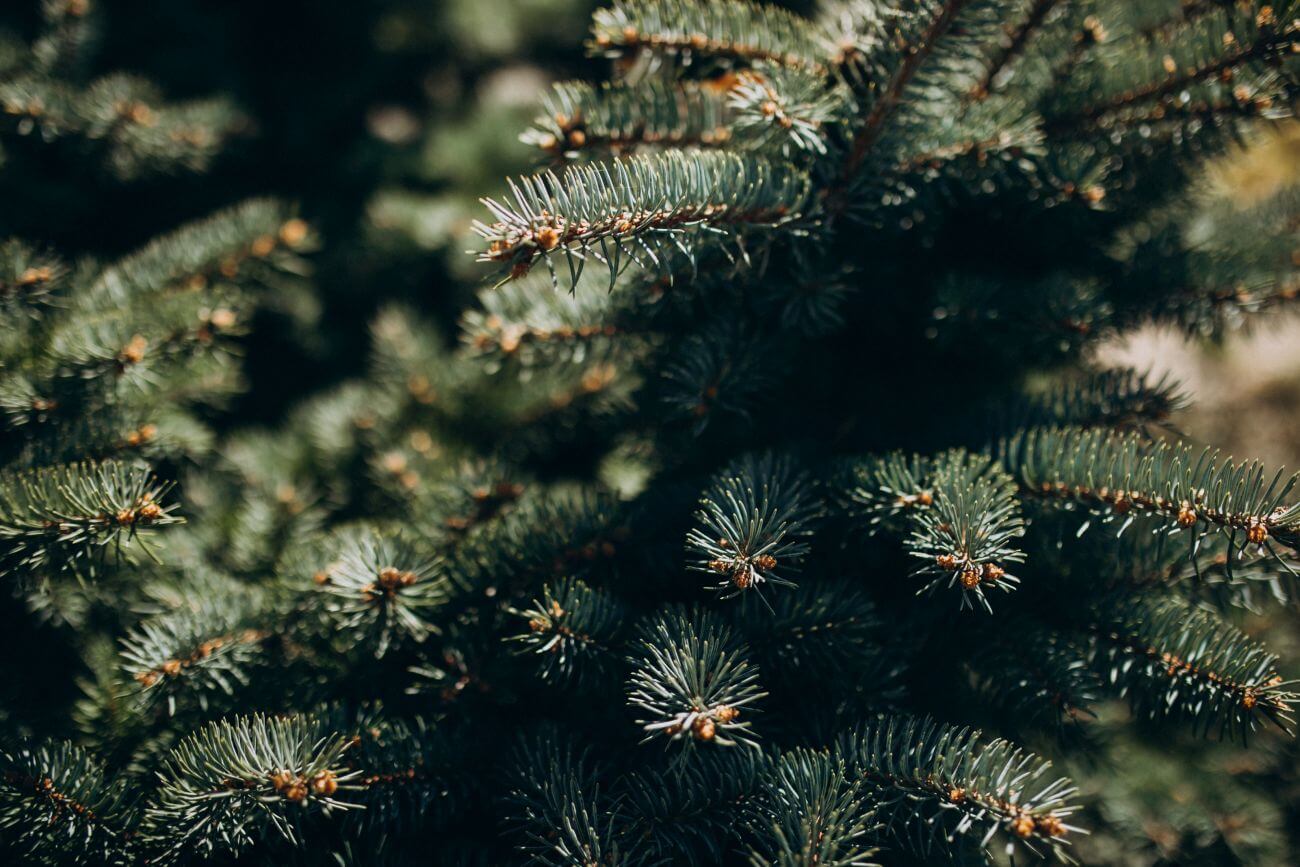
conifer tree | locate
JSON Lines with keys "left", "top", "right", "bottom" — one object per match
{"left": 2, "top": 0, "right": 1300, "bottom": 864}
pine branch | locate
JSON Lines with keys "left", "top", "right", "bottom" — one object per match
{"left": 1000, "top": 367, "right": 1190, "bottom": 433}
{"left": 460, "top": 272, "right": 643, "bottom": 367}
{"left": 618, "top": 749, "right": 768, "bottom": 863}
{"left": 1047, "top": 14, "right": 1300, "bottom": 133}
{"left": 747, "top": 749, "right": 880, "bottom": 867}
{"left": 905, "top": 449, "right": 1026, "bottom": 611}
{"left": 0, "top": 739, "right": 137, "bottom": 865}
{"left": 686, "top": 452, "right": 817, "bottom": 599}
{"left": 659, "top": 317, "right": 777, "bottom": 431}
{"left": 506, "top": 730, "right": 617, "bottom": 867}
{"left": 839, "top": 449, "right": 1027, "bottom": 611}
{"left": 84, "top": 199, "right": 311, "bottom": 310}
{"left": 507, "top": 576, "right": 625, "bottom": 687}
{"left": 1002, "top": 426, "right": 1300, "bottom": 558}
{"left": 522, "top": 79, "right": 731, "bottom": 158}
{"left": 0, "top": 460, "right": 179, "bottom": 578}
{"left": 837, "top": 714, "right": 1082, "bottom": 861}
{"left": 840, "top": 0, "right": 980, "bottom": 183}
{"left": 589, "top": 0, "right": 833, "bottom": 74}
{"left": 120, "top": 592, "right": 268, "bottom": 717}
{"left": 966, "top": 618, "right": 1101, "bottom": 727}
{"left": 726, "top": 62, "right": 844, "bottom": 155}
{"left": 628, "top": 607, "right": 766, "bottom": 748}
{"left": 1084, "top": 594, "right": 1297, "bottom": 739}
{"left": 141, "top": 714, "right": 360, "bottom": 865}
{"left": 324, "top": 707, "right": 466, "bottom": 835}
{"left": 298, "top": 526, "right": 448, "bottom": 658}
{"left": 969, "top": 0, "right": 1063, "bottom": 99}
{"left": 0, "top": 239, "right": 66, "bottom": 319}
{"left": 473, "top": 151, "right": 810, "bottom": 289}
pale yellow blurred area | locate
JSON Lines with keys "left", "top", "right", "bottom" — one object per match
{"left": 1101, "top": 121, "right": 1300, "bottom": 468}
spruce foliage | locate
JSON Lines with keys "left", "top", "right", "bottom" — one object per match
{"left": 2, "top": 0, "right": 1300, "bottom": 864}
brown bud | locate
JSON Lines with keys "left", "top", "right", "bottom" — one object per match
{"left": 959, "top": 569, "right": 981, "bottom": 589}
{"left": 1038, "top": 815, "right": 1065, "bottom": 837}
{"left": 310, "top": 769, "right": 338, "bottom": 797}
{"left": 250, "top": 235, "right": 276, "bottom": 258}
{"left": 1011, "top": 814, "right": 1035, "bottom": 838}
{"left": 279, "top": 218, "right": 309, "bottom": 247}
{"left": 692, "top": 717, "right": 716, "bottom": 741}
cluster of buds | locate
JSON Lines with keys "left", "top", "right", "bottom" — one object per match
{"left": 115, "top": 492, "right": 163, "bottom": 526}
{"left": 114, "top": 100, "right": 156, "bottom": 127}
{"left": 528, "top": 598, "right": 568, "bottom": 634}
{"left": 361, "top": 566, "right": 419, "bottom": 603}
{"left": 936, "top": 554, "right": 1004, "bottom": 590}
{"left": 133, "top": 629, "right": 265, "bottom": 688}
{"left": 1010, "top": 811, "right": 1066, "bottom": 839}
{"left": 270, "top": 768, "right": 337, "bottom": 802}
{"left": 118, "top": 334, "right": 149, "bottom": 368}
{"left": 662, "top": 705, "right": 740, "bottom": 742}
{"left": 708, "top": 539, "right": 778, "bottom": 591}
{"left": 123, "top": 423, "right": 158, "bottom": 448}
{"left": 894, "top": 489, "right": 934, "bottom": 509}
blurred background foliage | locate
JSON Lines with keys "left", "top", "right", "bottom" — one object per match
{"left": 2, "top": 0, "right": 1299, "bottom": 862}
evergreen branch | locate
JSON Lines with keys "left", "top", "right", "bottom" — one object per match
{"left": 461, "top": 273, "right": 641, "bottom": 367}
{"left": 0, "top": 739, "right": 136, "bottom": 865}
{"left": 473, "top": 151, "right": 810, "bottom": 289}
{"left": 120, "top": 593, "right": 268, "bottom": 717}
{"left": 1138, "top": 0, "right": 1257, "bottom": 44}
{"left": 906, "top": 449, "right": 1027, "bottom": 612}
{"left": 686, "top": 452, "right": 817, "bottom": 599}
{"left": 1002, "top": 367, "right": 1190, "bottom": 432}
{"left": 726, "top": 62, "right": 844, "bottom": 155}
{"left": 141, "top": 714, "right": 360, "bottom": 864}
{"left": 300, "top": 527, "right": 449, "bottom": 658}
{"left": 43, "top": 287, "right": 248, "bottom": 387}
{"left": 746, "top": 749, "right": 880, "bottom": 867}
{"left": 969, "top": 0, "right": 1063, "bottom": 99}
{"left": 0, "top": 238, "right": 66, "bottom": 317}
{"left": 589, "top": 0, "right": 832, "bottom": 74}
{"left": 619, "top": 749, "right": 768, "bottom": 863}
{"left": 508, "top": 576, "right": 625, "bottom": 686}
{"left": 522, "top": 79, "right": 731, "bottom": 158}
{"left": 628, "top": 607, "right": 766, "bottom": 748}
{"left": 659, "top": 317, "right": 776, "bottom": 431}
{"left": 0, "top": 460, "right": 179, "bottom": 578}
{"left": 84, "top": 199, "right": 311, "bottom": 310}
{"left": 449, "top": 487, "right": 623, "bottom": 594}
{"left": 837, "top": 714, "right": 1082, "bottom": 861}
{"left": 1002, "top": 426, "right": 1300, "bottom": 554}
{"left": 840, "top": 449, "right": 1027, "bottom": 611}
{"left": 1084, "top": 594, "right": 1298, "bottom": 739}
{"left": 734, "top": 582, "right": 894, "bottom": 694}
{"left": 1047, "top": 15, "right": 1300, "bottom": 133}
{"left": 837, "top": 451, "right": 934, "bottom": 529}
{"left": 841, "top": 0, "right": 979, "bottom": 183}
{"left": 326, "top": 708, "right": 465, "bottom": 834}
{"left": 507, "top": 730, "right": 618, "bottom": 867}
{"left": 966, "top": 619, "right": 1101, "bottom": 727}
